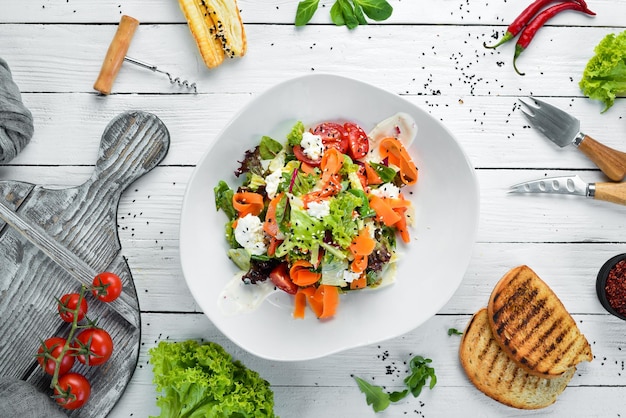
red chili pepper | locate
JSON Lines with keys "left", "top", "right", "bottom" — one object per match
{"left": 484, "top": 0, "right": 590, "bottom": 49}
{"left": 513, "top": 2, "right": 595, "bottom": 75}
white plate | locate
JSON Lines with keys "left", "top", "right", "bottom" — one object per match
{"left": 180, "top": 74, "right": 479, "bottom": 361}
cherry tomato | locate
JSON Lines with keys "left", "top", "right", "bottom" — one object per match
{"left": 343, "top": 122, "right": 369, "bottom": 160}
{"left": 292, "top": 145, "right": 321, "bottom": 167}
{"left": 312, "top": 122, "right": 348, "bottom": 154}
{"left": 54, "top": 372, "right": 91, "bottom": 410}
{"left": 72, "top": 328, "right": 114, "bottom": 366}
{"left": 37, "top": 337, "right": 75, "bottom": 376}
{"left": 269, "top": 263, "right": 298, "bottom": 295}
{"left": 58, "top": 293, "right": 88, "bottom": 323}
{"left": 92, "top": 272, "right": 123, "bottom": 303}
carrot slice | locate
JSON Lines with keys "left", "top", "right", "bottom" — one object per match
{"left": 368, "top": 194, "right": 402, "bottom": 226}
{"left": 395, "top": 212, "right": 410, "bottom": 243}
{"left": 293, "top": 287, "right": 315, "bottom": 319}
{"left": 364, "top": 162, "right": 383, "bottom": 185}
{"left": 317, "top": 285, "right": 339, "bottom": 319}
{"left": 350, "top": 274, "right": 367, "bottom": 290}
{"left": 263, "top": 192, "right": 284, "bottom": 237}
{"left": 232, "top": 192, "right": 265, "bottom": 218}
{"left": 378, "top": 137, "right": 418, "bottom": 185}
{"left": 351, "top": 254, "right": 368, "bottom": 274}
{"left": 300, "top": 161, "right": 316, "bottom": 175}
{"left": 320, "top": 148, "right": 343, "bottom": 183}
{"left": 290, "top": 260, "right": 322, "bottom": 287}
{"left": 349, "top": 227, "right": 376, "bottom": 256}
{"left": 267, "top": 237, "right": 283, "bottom": 257}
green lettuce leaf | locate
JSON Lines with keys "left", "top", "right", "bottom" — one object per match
{"left": 259, "top": 136, "right": 283, "bottom": 160}
{"left": 214, "top": 181, "right": 236, "bottom": 220}
{"left": 286, "top": 121, "right": 305, "bottom": 146}
{"left": 148, "top": 340, "right": 276, "bottom": 418}
{"left": 580, "top": 30, "right": 626, "bottom": 112}
{"left": 323, "top": 192, "right": 361, "bottom": 248}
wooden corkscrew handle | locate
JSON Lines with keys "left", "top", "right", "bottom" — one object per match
{"left": 93, "top": 15, "right": 139, "bottom": 95}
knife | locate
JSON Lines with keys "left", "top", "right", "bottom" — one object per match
{"left": 518, "top": 97, "right": 626, "bottom": 181}
{"left": 510, "top": 175, "right": 626, "bottom": 206}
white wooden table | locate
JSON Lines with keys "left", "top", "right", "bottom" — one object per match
{"left": 3, "top": 1, "right": 626, "bottom": 416}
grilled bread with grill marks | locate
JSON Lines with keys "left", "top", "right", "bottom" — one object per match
{"left": 460, "top": 308, "right": 575, "bottom": 409}
{"left": 487, "top": 265, "right": 592, "bottom": 378}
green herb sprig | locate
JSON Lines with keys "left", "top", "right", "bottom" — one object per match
{"left": 295, "top": 0, "right": 393, "bottom": 29}
{"left": 354, "top": 355, "right": 437, "bottom": 412}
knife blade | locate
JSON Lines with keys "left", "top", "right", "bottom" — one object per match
{"left": 519, "top": 97, "right": 626, "bottom": 181}
{"left": 510, "top": 175, "right": 626, "bottom": 206}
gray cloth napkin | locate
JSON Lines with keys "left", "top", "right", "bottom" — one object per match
{"left": 0, "top": 377, "right": 67, "bottom": 417}
{"left": 0, "top": 57, "right": 34, "bottom": 163}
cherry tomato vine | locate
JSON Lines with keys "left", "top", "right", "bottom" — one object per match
{"left": 35, "top": 271, "right": 122, "bottom": 410}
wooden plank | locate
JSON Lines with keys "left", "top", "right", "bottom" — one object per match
{"left": 2, "top": 0, "right": 624, "bottom": 26}
{"left": 1, "top": 24, "right": 624, "bottom": 97}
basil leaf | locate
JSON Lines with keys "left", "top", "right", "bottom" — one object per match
{"left": 330, "top": 1, "right": 345, "bottom": 26}
{"left": 259, "top": 135, "right": 283, "bottom": 160}
{"left": 295, "top": 0, "right": 320, "bottom": 26}
{"left": 355, "top": 0, "right": 393, "bottom": 21}
{"left": 353, "top": 2, "right": 368, "bottom": 25}
{"left": 338, "top": 0, "right": 359, "bottom": 29}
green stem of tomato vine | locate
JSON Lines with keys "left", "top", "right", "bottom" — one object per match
{"left": 49, "top": 285, "right": 88, "bottom": 393}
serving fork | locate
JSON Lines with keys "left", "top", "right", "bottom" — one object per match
{"left": 518, "top": 97, "right": 626, "bottom": 181}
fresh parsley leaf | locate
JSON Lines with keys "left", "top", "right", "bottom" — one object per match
{"left": 354, "top": 355, "right": 437, "bottom": 413}
{"left": 295, "top": 0, "right": 320, "bottom": 26}
{"left": 448, "top": 328, "right": 463, "bottom": 336}
{"left": 355, "top": 0, "right": 393, "bottom": 21}
{"left": 353, "top": 376, "right": 391, "bottom": 412}
{"left": 405, "top": 356, "right": 437, "bottom": 398}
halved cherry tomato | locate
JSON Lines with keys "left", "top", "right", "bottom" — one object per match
{"left": 92, "top": 272, "right": 123, "bottom": 303}
{"left": 269, "top": 263, "right": 298, "bottom": 295}
{"left": 58, "top": 293, "right": 88, "bottom": 323}
{"left": 54, "top": 372, "right": 91, "bottom": 410}
{"left": 37, "top": 337, "right": 75, "bottom": 376}
{"left": 72, "top": 328, "right": 114, "bottom": 366}
{"left": 312, "top": 122, "right": 348, "bottom": 154}
{"left": 293, "top": 145, "right": 321, "bottom": 167}
{"left": 343, "top": 122, "right": 369, "bottom": 160}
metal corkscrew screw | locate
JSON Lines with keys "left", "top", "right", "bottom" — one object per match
{"left": 93, "top": 15, "right": 197, "bottom": 95}
{"left": 123, "top": 56, "right": 197, "bottom": 93}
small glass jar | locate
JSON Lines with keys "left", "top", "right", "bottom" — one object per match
{"left": 596, "top": 253, "right": 626, "bottom": 321}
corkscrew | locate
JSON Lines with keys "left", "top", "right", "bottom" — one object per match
{"left": 94, "top": 15, "right": 197, "bottom": 95}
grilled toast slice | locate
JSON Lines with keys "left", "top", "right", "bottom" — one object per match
{"left": 460, "top": 308, "right": 575, "bottom": 409}
{"left": 487, "top": 265, "right": 592, "bottom": 378}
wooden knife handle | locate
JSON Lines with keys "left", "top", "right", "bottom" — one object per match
{"left": 578, "top": 134, "right": 626, "bottom": 181}
{"left": 93, "top": 15, "right": 139, "bottom": 95}
{"left": 594, "top": 182, "right": 626, "bottom": 206}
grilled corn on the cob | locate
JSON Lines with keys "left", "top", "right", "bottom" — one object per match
{"left": 178, "top": 0, "right": 247, "bottom": 69}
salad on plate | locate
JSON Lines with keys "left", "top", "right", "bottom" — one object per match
{"left": 214, "top": 113, "right": 419, "bottom": 319}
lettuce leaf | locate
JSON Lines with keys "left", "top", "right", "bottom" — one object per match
{"left": 580, "top": 30, "right": 626, "bottom": 112}
{"left": 148, "top": 340, "right": 276, "bottom": 418}
{"left": 214, "top": 181, "right": 236, "bottom": 220}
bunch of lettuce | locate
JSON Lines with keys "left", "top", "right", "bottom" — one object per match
{"left": 579, "top": 30, "right": 626, "bottom": 112}
{"left": 148, "top": 340, "right": 276, "bottom": 418}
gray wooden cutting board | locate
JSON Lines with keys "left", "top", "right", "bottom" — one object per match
{"left": 0, "top": 111, "right": 170, "bottom": 417}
